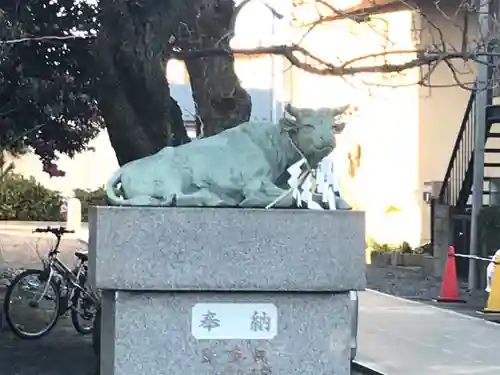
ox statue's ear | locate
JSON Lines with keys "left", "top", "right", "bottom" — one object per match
{"left": 279, "top": 117, "right": 299, "bottom": 133}
{"left": 286, "top": 103, "right": 300, "bottom": 119}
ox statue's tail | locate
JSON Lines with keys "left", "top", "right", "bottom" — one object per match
{"left": 106, "top": 169, "right": 127, "bottom": 206}
{"left": 105, "top": 168, "right": 166, "bottom": 206}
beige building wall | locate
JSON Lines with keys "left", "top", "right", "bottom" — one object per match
{"left": 288, "top": 10, "right": 422, "bottom": 246}
{"left": 5, "top": 130, "right": 119, "bottom": 197}
{"left": 287, "top": 4, "right": 479, "bottom": 247}
{"left": 417, "top": 5, "right": 477, "bottom": 243}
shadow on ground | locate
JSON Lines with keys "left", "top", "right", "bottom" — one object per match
{"left": 1, "top": 291, "right": 96, "bottom": 375}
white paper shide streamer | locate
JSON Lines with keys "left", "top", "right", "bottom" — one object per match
{"left": 287, "top": 157, "right": 346, "bottom": 210}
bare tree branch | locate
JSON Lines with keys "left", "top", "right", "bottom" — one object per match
{"left": 2, "top": 0, "right": 498, "bottom": 91}
{"left": 0, "top": 34, "right": 93, "bottom": 45}
{"left": 175, "top": 44, "right": 488, "bottom": 76}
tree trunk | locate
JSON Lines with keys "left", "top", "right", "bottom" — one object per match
{"left": 176, "top": 0, "right": 252, "bottom": 137}
{"left": 94, "top": 0, "right": 189, "bottom": 165}
{"left": 94, "top": 0, "right": 250, "bottom": 164}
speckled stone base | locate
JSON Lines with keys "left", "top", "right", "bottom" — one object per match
{"left": 89, "top": 207, "right": 365, "bottom": 375}
{"left": 88, "top": 207, "right": 366, "bottom": 292}
{"left": 101, "top": 291, "right": 352, "bottom": 375}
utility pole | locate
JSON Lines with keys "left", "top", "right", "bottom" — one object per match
{"left": 469, "top": 0, "right": 490, "bottom": 290}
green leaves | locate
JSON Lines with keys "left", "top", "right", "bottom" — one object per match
{"left": 0, "top": 172, "right": 64, "bottom": 221}
{"left": 0, "top": 0, "right": 104, "bottom": 165}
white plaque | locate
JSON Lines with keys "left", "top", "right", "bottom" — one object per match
{"left": 191, "top": 303, "right": 278, "bottom": 340}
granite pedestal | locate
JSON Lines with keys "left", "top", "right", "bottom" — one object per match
{"left": 89, "top": 207, "right": 366, "bottom": 375}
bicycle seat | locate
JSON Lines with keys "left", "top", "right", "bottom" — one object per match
{"left": 75, "top": 250, "right": 88, "bottom": 261}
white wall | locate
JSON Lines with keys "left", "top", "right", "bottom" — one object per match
{"left": 287, "top": 10, "right": 422, "bottom": 246}
{"left": 8, "top": 131, "right": 117, "bottom": 196}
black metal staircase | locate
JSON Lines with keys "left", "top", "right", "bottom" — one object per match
{"left": 484, "top": 104, "right": 500, "bottom": 180}
{"left": 439, "top": 95, "right": 500, "bottom": 209}
{"left": 438, "top": 85, "right": 500, "bottom": 278}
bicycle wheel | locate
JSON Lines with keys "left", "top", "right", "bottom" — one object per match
{"left": 71, "top": 284, "right": 99, "bottom": 335}
{"left": 3, "top": 269, "right": 61, "bottom": 339}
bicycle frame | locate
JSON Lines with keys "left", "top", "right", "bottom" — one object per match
{"left": 4, "top": 227, "right": 101, "bottom": 339}
{"left": 34, "top": 235, "right": 99, "bottom": 308}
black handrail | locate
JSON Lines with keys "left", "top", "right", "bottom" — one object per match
{"left": 439, "top": 90, "right": 476, "bottom": 206}
{"left": 440, "top": 39, "right": 499, "bottom": 207}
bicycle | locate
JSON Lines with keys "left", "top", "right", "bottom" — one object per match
{"left": 2, "top": 226, "right": 100, "bottom": 339}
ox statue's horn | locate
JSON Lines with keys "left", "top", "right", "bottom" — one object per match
{"left": 333, "top": 104, "right": 350, "bottom": 117}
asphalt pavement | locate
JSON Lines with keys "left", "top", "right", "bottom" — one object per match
{"left": 0, "top": 288, "right": 96, "bottom": 375}
{"left": 1, "top": 232, "right": 95, "bottom": 375}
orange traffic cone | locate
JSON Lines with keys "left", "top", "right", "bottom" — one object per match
{"left": 435, "top": 246, "right": 465, "bottom": 303}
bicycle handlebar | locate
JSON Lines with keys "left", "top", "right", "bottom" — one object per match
{"left": 33, "top": 226, "right": 75, "bottom": 236}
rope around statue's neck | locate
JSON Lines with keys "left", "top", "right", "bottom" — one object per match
{"left": 265, "top": 121, "right": 314, "bottom": 209}
{"left": 280, "top": 118, "right": 314, "bottom": 173}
